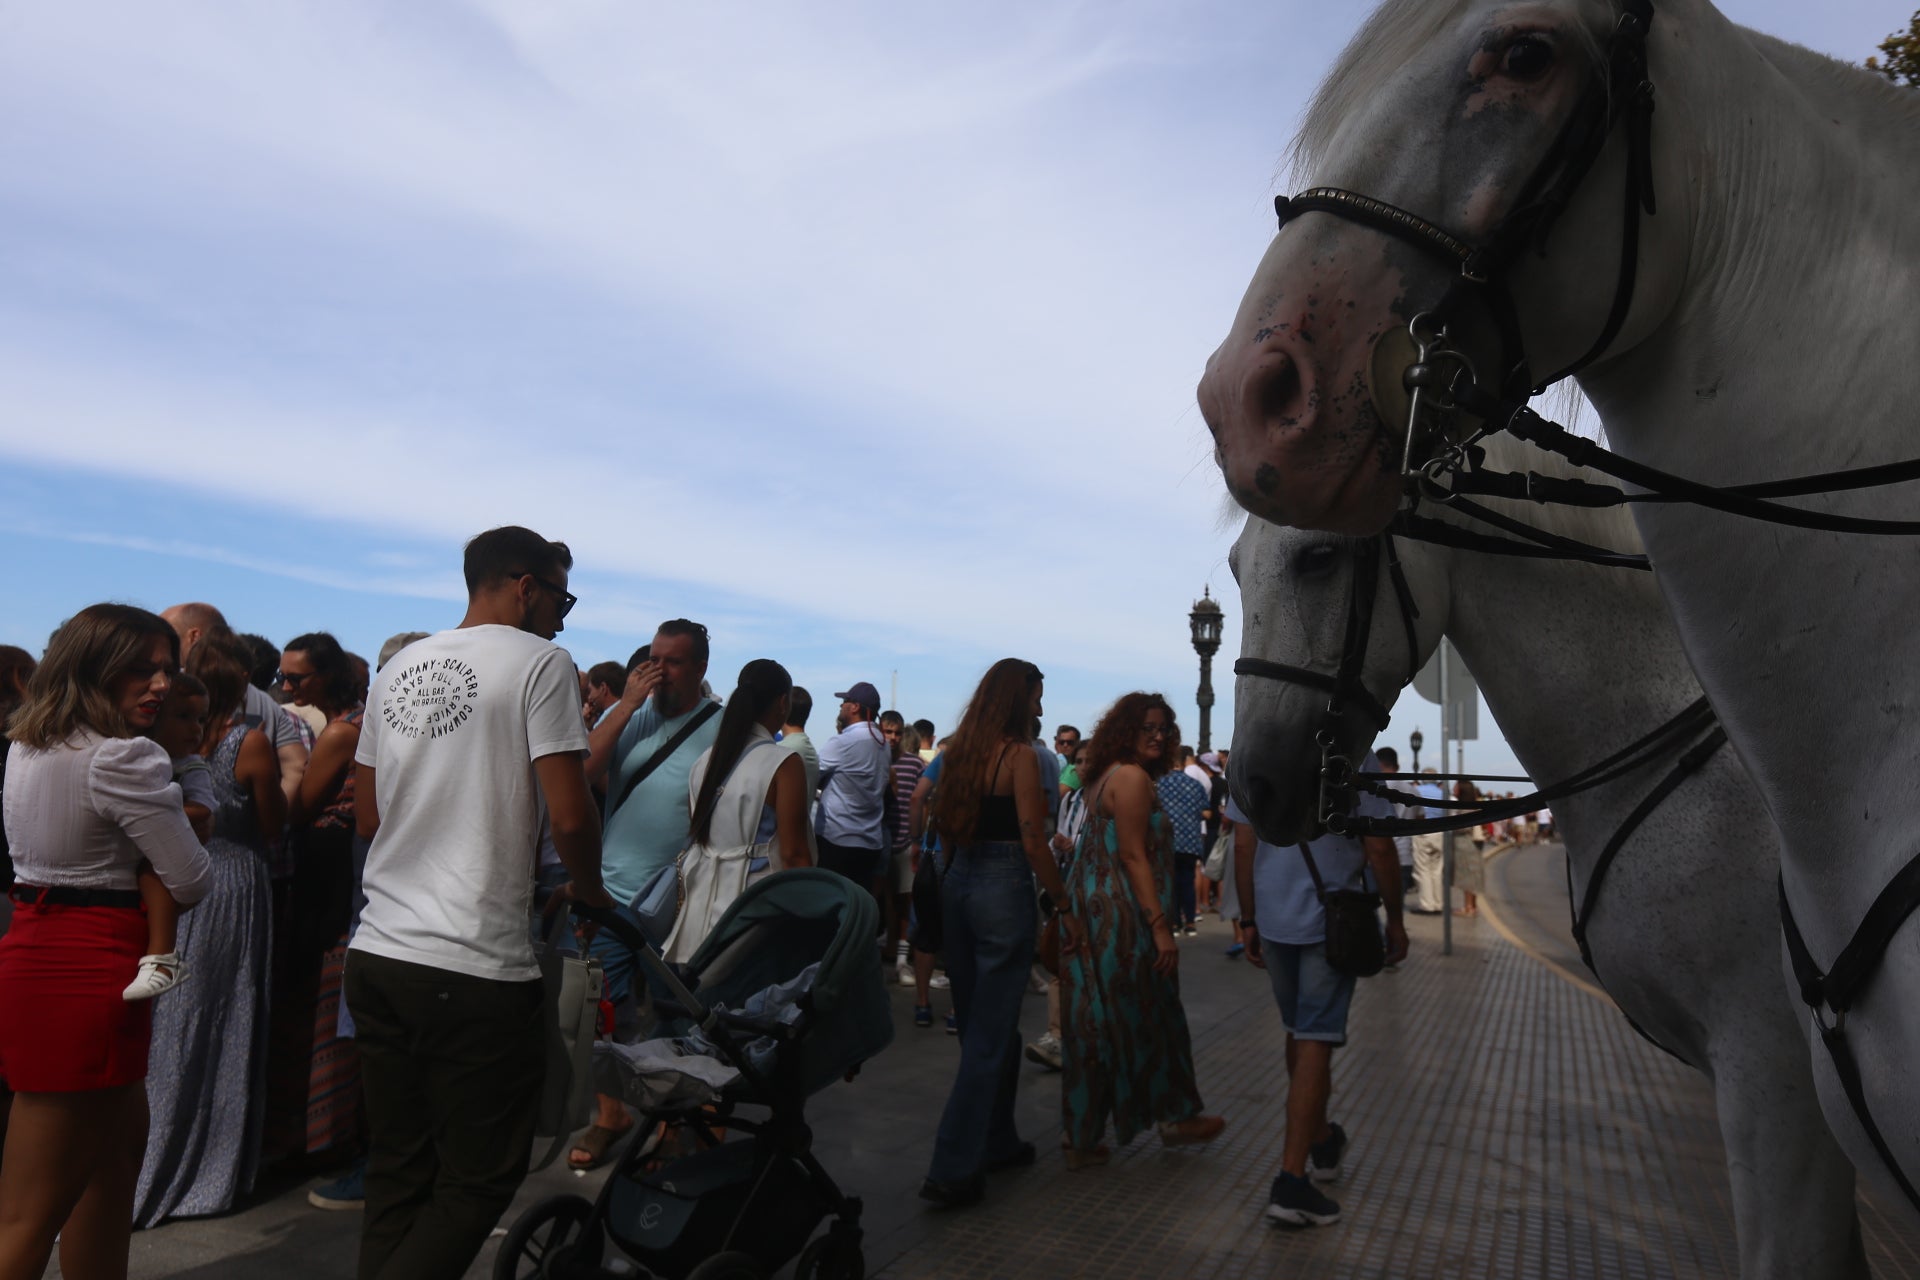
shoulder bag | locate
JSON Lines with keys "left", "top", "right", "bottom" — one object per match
{"left": 606, "top": 700, "right": 721, "bottom": 823}
{"left": 1297, "top": 841, "right": 1386, "bottom": 978}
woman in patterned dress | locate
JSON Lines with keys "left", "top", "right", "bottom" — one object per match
{"left": 1060, "top": 692, "right": 1225, "bottom": 1167}
{"left": 136, "top": 633, "right": 282, "bottom": 1225}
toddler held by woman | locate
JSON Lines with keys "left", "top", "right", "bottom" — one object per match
{"left": 125, "top": 673, "right": 212, "bottom": 1001}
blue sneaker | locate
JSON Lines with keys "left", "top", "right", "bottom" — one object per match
{"left": 308, "top": 1158, "right": 366, "bottom": 1210}
{"left": 1225, "top": 942, "right": 1245, "bottom": 959}
{"left": 914, "top": 1004, "right": 932, "bottom": 1029}
{"left": 945, "top": 1011, "right": 958, "bottom": 1036}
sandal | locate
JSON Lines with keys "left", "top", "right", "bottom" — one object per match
{"left": 1060, "top": 1136, "right": 1110, "bottom": 1170}
{"left": 1158, "top": 1115, "right": 1227, "bottom": 1147}
{"left": 567, "top": 1121, "right": 632, "bottom": 1171}
{"left": 123, "top": 953, "right": 188, "bottom": 1002}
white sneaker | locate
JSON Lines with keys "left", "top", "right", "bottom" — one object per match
{"left": 123, "top": 953, "right": 187, "bottom": 1002}
{"left": 896, "top": 960, "right": 916, "bottom": 987}
{"left": 1024, "top": 1034, "right": 1063, "bottom": 1071}
{"left": 930, "top": 973, "right": 951, "bottom": 989}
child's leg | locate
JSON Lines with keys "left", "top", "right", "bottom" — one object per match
{"left": 137, "top": 864, "right": 178, "bottom": 958}
{"left": 124, "top": 864, "right": 188, "bottom": 1001}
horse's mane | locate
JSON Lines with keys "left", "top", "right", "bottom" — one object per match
{"left": 1743, "top": 30, "right": 1920, "bottom": 169}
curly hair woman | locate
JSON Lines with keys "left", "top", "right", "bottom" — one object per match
{"left": 918, "top": 659, "right": 1078, "bottom": 1208}
{"left": 1060, "top": 692, "right": 1224, "bottom": 1167}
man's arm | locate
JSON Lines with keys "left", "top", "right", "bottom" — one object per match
{"left": 534, "top": 752, "right": 611, "bottom": 908}
{"left": 1233, "top": 821, "right": 1263, "bottom": 968}
{"left": 1364, "top": 834, "right": 1408, "bottom": 965}
{"left": 584, "top": 664, "right": 660, "bottom": 785}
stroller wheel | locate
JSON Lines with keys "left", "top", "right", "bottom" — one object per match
{"left": 795, "top": 1228, "right": 867, "bottom": 1280}
{"left": 493, "top": 1193, "right": 605, "bottom": 1280}
{"left": 684, "top": 1251, "right": 766, "bottom": 1280}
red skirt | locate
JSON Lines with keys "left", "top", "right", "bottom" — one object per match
{"left": 0, "top": 894, "right": 150, "bottom": 1092}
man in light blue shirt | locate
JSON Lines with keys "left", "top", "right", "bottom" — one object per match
{"left": 1231, "top": 753, "right": 1405, "bottom": 1230}
{"left": 814, "top": 681, "right": 892, "bottom": 905}
{"left": 575, "top": 618, "right": 719, "bottom": 1169}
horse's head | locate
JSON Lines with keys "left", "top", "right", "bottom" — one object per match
{"left": 1200, "top": 0, "right": 1673, "bottom": 533}
{"left": 1227, "top": 516, "right": 1445, "bottom": 844}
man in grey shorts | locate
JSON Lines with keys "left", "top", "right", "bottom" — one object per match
{"left": 1230, "top": 752, "right": 1406, "bottom": 1229}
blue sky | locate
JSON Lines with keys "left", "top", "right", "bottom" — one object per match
{"left": 0, "top": 0, "right": 1898, "bottom": 774}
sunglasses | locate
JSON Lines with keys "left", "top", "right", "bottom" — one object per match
{"left": 276, "top": 670, "right": 313, "bottom": 688}
{"left": 1139, "top": 724, "right": 1173, "bottom": 739}
{"left": 528, "top": 574, "right": 578, "bottom": 618}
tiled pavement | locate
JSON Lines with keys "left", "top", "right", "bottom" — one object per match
{"left": 108, "top": 843, "right": 1920, "bottom": 1279}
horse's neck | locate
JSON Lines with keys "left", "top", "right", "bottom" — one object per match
{"left": 1578, "top": 0, "right": 1920, "bottom": 906}
{"left": 1408, "top": 505, "right": 1697, "bottom": 844}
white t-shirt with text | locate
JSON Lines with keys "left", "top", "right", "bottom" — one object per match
{"left": 351, "top": 624, "right": 588, "bottom": 982}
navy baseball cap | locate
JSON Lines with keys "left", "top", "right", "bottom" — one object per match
{"left": 835, "top": 681, "right": 882, "bottom": 710}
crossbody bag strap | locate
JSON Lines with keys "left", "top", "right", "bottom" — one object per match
{"left": 608, "top": 700, "right": 721, "bottom": 822}
{"left": 1296, "top": 841, "right": 1330, "bottom": 903}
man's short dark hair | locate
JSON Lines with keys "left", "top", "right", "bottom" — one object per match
{"left": 463, "top": 526, "right": 572, "bottom": 595}
{"left": 237, "top": 633, "right": 280, "bottom": 691}
{"left": 1375, "top": 746, "right": 1400, "bottom": 769}
{"left": 1055, "top": 724, "right": 1081, "bottom": 741}
{"left": 913, "top": 718, "right": 935, "bottom": 741}
{"left": 653, "top": 618, "right": 709, "bottom": 665}
{"left": 787, "top": 686, "right": 813, "bottom": 729}
{"left": 625, "top": 644, "right": 651, "bottom": 675}
{"left": 587, "top": 661, "right": 625, "bottom": 692}
{"left": 879, "top": 709, "right": 905, "bottom": 730}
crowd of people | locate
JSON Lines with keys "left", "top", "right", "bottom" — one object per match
{"left": 0, "top": 521, "right": 1504, "bottom": 1277}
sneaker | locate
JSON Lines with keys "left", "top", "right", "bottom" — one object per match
{"left": 896, "top": 960, "right": 916, "bottom": 987}
{"left": 930, "top": 973, "right": 951, "bottom": 990}
{"left": 914, "top": 1004, "right": 932, "bottom": 1029}
{"left": 1028, "top": 969, "right": 1051, "bottom": 995}
{"left": 1265, "top": 1171, "right": 1340, "bottom": 1228}
{"left": 945, "top": 1011, "right": 958, "bottom": 1035}
{"left": 1183, "top": 925, "right": 1199, "bottom": 938}
{"left": 1024, "top": 1034, "right": 1062, "bottom": 1071}
{"left": 123, "top": 953, "right": 187, "bottom": 1002}
{"left": 1307, "top": 1122, "right": 1347, "bottom": 1183}
{"left": 307, "top": 1159, "right": 366, "bottom": 1210}
{"left": 1225, "top": 942, "right": 1245, "bottom": 959}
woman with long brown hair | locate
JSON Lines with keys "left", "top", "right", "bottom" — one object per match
{"left": 1060, "top": 692, "right": 1224, "bottom": 1167}
{"left": 0, "top": 604, "right": 211, "bottom": 1278}
{"left": 918, "top": 659, "right": 1078, "bottom": 1208}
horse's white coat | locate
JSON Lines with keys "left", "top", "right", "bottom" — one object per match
{"left": 1200, "top": 0, "right": 1920, "bottom": 1217}
{"left": 1230, "top": 442, "right": 1864, "bottom": 1277}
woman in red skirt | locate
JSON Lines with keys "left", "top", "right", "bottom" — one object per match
{"left": 0, "top": 604, "right": 212, "bottom": 1280}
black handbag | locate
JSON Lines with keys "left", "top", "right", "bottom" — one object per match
{"left": 1297, "top": 842, "right": 1385, "bottom": 978}
{"left": 909, "top": 846, "right": 945, "bottom": 955}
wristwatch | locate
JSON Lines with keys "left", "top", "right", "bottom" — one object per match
{"left": 1239, "top": 918, "right": 1256, "bottom": 932}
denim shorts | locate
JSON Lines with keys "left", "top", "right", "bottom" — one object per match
{"left": 1262, "top": 940, "right": 1357, "bottom": 1044}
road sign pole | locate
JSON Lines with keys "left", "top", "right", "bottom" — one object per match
{"left": 1440, "top": 638, "right": 1453, "bottom": 957}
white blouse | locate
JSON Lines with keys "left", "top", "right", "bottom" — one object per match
{"left": 3, "top": 732, "right": 213, "bottom": 904}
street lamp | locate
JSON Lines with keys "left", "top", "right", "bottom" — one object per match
{"left": 1189, "top": 587, "right": 1224, "bottom": 753}
{"left": 1410, "top": 727, "right": 1424, "bottom": 772}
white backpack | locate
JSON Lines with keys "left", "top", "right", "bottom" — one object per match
{"left": 661, "top": 741, "right": 780, "bottom": 964}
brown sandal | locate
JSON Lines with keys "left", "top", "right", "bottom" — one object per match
{"left": 567, "top": 1121, "right": 631, "bottom": 1170}
{"left": 1158, "top": 1115, "right": 1227, "bottom": 1147}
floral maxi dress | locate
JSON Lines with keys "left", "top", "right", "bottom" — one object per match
{"left": 1060, "top": 794, "right": 1205, "bottom": 1150}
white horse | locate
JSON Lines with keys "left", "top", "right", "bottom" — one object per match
{"left": 1230, "top": 438, "right": 1865, "bottom": 1277}
{"left": 1196, "top": 0, "right": 1920, "bottom": 1214}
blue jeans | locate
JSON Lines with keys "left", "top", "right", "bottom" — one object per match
{"left": 927, "top": 841, "right": 1036, "bottom": 1184}
{"left": 1263, "top": 940, "right": 1357, "bottom": 1044}
{"left": 1174, "top": 852, "right": 1199, "bottom": 927}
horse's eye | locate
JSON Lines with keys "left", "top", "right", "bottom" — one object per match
{"left": 1293, "top": 543, "right": 1338, "bottom": 576}
{"left": 1501, "top": 36, "right": 1555, "bottom": 80}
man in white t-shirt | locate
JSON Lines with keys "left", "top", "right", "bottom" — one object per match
{"left": 345, "top": 525, "right": 608, "bottom": 1280}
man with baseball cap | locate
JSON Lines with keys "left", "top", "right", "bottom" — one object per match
{"left": 814, "top": 681, "right": 892, "bottom": 908}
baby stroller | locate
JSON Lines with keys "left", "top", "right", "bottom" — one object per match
{"left": 495, "top": 869, "right": 893, "bottom": 1280}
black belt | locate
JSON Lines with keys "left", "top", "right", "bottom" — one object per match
{"left": 10, "top": 884, "right": 143, "bottom": 909}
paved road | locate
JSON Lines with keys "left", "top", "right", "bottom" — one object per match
{"left": 86, "top": 857, "right": 1920, "bottom": 1279}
